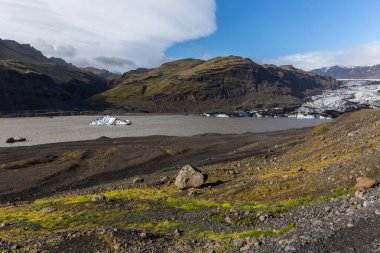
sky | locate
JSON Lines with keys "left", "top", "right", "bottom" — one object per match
{"left": 0, "top": 0, "right": 380, "bottom": 72}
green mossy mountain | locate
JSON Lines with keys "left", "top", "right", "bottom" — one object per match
{"left": 89, "top": 56, "right": 338, "bottom": 112}
{"left": 0, "top": 39, "right": 107, "bottom": 113}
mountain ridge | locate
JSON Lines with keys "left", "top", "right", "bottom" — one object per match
{"left": 0, "top": 39, "right": 108, "bottom": 113}
{"left": 312, "top": 64, "right": 380, "bottom": 79}
{"left": 89, "top": 56, "right": 338, "bottom": 113}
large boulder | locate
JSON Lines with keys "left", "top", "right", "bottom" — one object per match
{"left": 175, "top": 165, "right": 208, "bottom": 190}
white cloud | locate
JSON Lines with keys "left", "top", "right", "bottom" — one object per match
{"left": 0, "top": 0, "right": 216, "bottom": 72}
{"left": 267, "top": 42, "right": 380, "bottom": 70}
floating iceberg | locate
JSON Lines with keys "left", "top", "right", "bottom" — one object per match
{"left": 215, "top": 113, "right": 229, "bottom": 118}
{"left": 90, "top": 116, "right": 132, "bottom": 126}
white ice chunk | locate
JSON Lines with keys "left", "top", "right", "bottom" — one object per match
{"left": 90, "top": 115, "right": 132, "bottom": 126}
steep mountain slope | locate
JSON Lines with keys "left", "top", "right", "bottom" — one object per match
{"left": 0, "top": 61, "right": 77, "bottom": 112}
{"left": 313, "top": 65, "right": 380, "bottom": 79}
{"left": 89, "top": 56, "right": 337, "bottom": 112}
{"left": 0, "top": 39, "right": 107, "bottom": 113}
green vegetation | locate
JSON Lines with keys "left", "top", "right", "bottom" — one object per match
{"left": 0, "top": 181, "right": 353, "bottom": 244}
{"left": 312, "top": 122, "right": 332, "bottom": 135}
{"left": 202, "top": 224, "right": 296, "bottom": 241}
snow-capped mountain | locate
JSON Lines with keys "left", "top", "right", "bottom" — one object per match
{"left": 297, "top": 79, "right": 380, "bottom": 117}
{"left": 312, "top": 65, "right": 380, "bottom": 79}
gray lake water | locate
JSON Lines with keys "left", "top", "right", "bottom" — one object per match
{"left": 0, "top": 115, "right": 331, "bottom": 147}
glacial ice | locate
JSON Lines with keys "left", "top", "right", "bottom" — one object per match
{"left": 297, "top": 79, "right": 380, "bottom": 115}
{"left": 90, "top": 115, "right": 132, "bottom": 126}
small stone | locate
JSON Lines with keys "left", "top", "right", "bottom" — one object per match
{"left": 355, "top": 189, "right": 366, "bottom": 199}
{"left": 347, "top": 223, "right": 354, "bottom": 228}
{"left": 160, "top": 176, "right": 170, "bottom": 183}
{"left": 245, "top": 237, "right": 259, "bottom": 246}
{"left": 284, "top": 245, "right": 297, "bottom": 252}
{"left": 188, "top": 190, "right": 201, "bottom": 196}
{"left": 132, "top": 177, "right": 144, "bottom": 184}
{"left": 233, "top": 239, "right": 245, "bottom": 248}
{"left": 92, "top": 194, "right": 106, "bottom": 202}
{"left": 312, "top": 219, "right": 323, "bottom": 226}
{"left": 259, "top": 215, "right": 266, "bottom": 222}
{"left": 354, "top": 177, "right": 377, "bottom": 189}
{"left": 139, "top": 232, "right": 147, "bottom": 239}
{"left": 11, "top": 244, "right": 20, "bottom": 250}
{"left": 0, "top": 222, "right": 9, "bottom": 228}
{"left": 240, "top": 244, "right": 251, "bottom": 252}
{"left": 375, "top": 210, "right": 380, "bottom": 215}
{"left": 225, "top": 216, "right": 232, "bottom": 224}
{"left": 174, "top": 229, "right": 182, "bottom": 237}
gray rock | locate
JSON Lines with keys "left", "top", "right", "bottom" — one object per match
{"left": 160, "top": 176, "right": 171, "bottom": 183}
{"left": 234, "top": 239, "right": 245, "bottom": 248}
{"left": 132, "top": 177, "right": 144, "bottom": 184}
{"left": 175, "top": 165, "right": 208, "bottom": 190}
{"left": 92, "top": 194, "right": 106, "bottom": 202}
{"left": 0, "top": 222, "right": 8, "bottom": 228}
{"left": 284, "top": 245, "right": 297, "bottom": 252}
{"left": 11, "top": 244, "right": 20, "bottom": 250}
{"left": 245, "top": 237, "right": 259, "bottom": 247}
{"left": 259, "top": 215, "right": 266, "bottom": 222}
{"left": 225, "top": 216, "right": 232, "bottom": 224}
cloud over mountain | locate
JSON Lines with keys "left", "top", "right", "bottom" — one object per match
{"left": 0, "top": 0, "right": 217, "bottom": 72}
{"left": 268, "top": 42, "right": 380, "bottom": 70}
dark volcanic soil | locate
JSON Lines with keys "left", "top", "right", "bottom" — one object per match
{"left": 0, "top": 128, "right": 307, "bottom": 203}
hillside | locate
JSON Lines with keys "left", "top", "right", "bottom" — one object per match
{"left": 0, "top": 39, "right": 108, "bottom": 113}
{"left": 0, "top": 62, "right": 77, "bottom": 111}
{"left": 0, "top": 109, "right": 378, "bottom": 252}
{"left": 89, "top": 56, "right": 337, "bottom": 112}
{"left": 313, "top": 65, "right": 380, "bottom": 79}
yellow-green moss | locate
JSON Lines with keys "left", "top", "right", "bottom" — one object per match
{"left": 312, "top": 122, "right": 332, "bottom": 135}
{"left": 194, "top": 224, "right": 296, "bottom": 241}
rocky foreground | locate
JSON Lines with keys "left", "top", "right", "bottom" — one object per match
{"left": 0, "top": 109, "right": 379, "bottom": 252}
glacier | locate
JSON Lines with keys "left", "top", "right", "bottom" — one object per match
{"left": 297, "top": 79, "right": 380, "bottom": 117}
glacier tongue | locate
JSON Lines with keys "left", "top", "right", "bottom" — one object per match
{"left": 90, "top": 116, "right": 132, "bottom": 126}
{"left": 297, "top": 79, "right": 380, "bottom": 116}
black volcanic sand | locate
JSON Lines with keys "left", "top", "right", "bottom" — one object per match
{"left": 0, "top": 128, "right": 307, "bottom": 203}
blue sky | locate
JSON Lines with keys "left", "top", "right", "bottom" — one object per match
{"left": 167, "top": 0, "right": 380, "bottom": 69}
